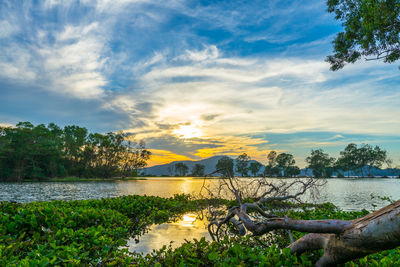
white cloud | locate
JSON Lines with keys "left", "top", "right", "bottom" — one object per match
{"left": 129, "top": 46, "right": 400, "bottom": 140}
{"left": 179, "top": 45, "right": 219, "bottom": 61}
{"left": 34, "top": 22, "right": 108, "bottom": 99}
{"left": 144, "top": 55, "right": 328, "bottom": 84}
{"left": 0, "top": 122, "right": 13, "bottom": 127}
{"left": 57, "top": 23, "right": 100, "bottom": 41}
{"left": 0, "top": 20, "right": 19, "bottom": 39}
{"left": 0, "top": 0, "right": 399, "bottom": 162}
{"left": 0, "top": 45, "right": 36, "bottom": 81}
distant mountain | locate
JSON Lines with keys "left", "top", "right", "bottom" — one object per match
{"left": 143, "top": 156, "right": 265, "bottom": 176}
{"left": 143, "top": 156, "right": 400, "bottom": 177}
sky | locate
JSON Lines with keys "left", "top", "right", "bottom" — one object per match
{"left": 1, "top": 0, "right": 400, "bottom": 167}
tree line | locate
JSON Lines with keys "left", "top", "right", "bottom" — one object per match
{"left": 0, "top": 122, "right": 151, "bottom": 181}
{"left": 171, "top": 143, "right": 392, "bottom": 178}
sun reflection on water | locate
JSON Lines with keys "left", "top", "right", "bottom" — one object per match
{"left": 126, "top": 211, "right": 212, "bottom": 254}
{"left": 180, "top": 214, "right": 197, "bottom": 227}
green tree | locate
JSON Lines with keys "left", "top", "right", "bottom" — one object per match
{"left": 306, "top": 149, "right": 336, "bottom": 178}
{"left": 175, "top": 162, "right": 189, "bottom": 176}
{"left": 264, "top": 151, "right": 278, "bottom": 177}
{"left": 327, "top": 0, "right": 400, "bottom": 70}
{"left": 191, "top": 163, "right": 205, "bottom": 177}
{"left": 235, "top": 153, "right": 250, "bottom": 177}
{"left": 0, "top": 122, "right": 65, "bottom": 180}
{"left": 336, "top": 143, "right": 390, "bottom": 176}
{"left": 336, "top": 143, "right": 359, "bottom": 176}
{"left": 359, "top": 144, "right": 389, "bottom": 177}
{"left": 0, "top": 122, "right": 151, "bottom": 181}
{"left": 249, "top": 162, "right": 262, "bottom": 177}
{"left": 120, "top": 140, "right": 151, "bottom": 177}
{"left": 336, "top": 143, "right": 389, "bottom": 177}
{"left": 216, "top": 156, "right": 234, "bottom": 177}
{"left": 286, "top": 165, "right": 301, "bottom": 177}
{"left": 276, "top": 153, "right": 296, "bottom": 177}
{"left": 62, "top": 125, "right": 88, "bottom": 176}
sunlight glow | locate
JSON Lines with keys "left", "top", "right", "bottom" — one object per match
{"left": 180, "top": 214, "right": 197, "bottom": 227}
{"left": 173, "top": 125, "right": 202, "bottom": 139}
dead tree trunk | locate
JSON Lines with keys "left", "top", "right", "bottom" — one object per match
{"left": 205, "top": 173, "right": 400, "bottom": 266}
{"left": 233, "top": 200, "right": 400, "bottom": 266}
{"left": 204, "top": 173, "right": 400, "bottom": 266}
{"left": 290, "top": 200, "right": 400, "bottom": 266}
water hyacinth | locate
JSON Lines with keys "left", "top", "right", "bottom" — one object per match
{"left": 1, "top": 195, "right": 400, "bottom": 266}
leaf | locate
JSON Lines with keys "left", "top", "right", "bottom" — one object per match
{"left": 208, "top": 251, "right": 218, "bottom": 261}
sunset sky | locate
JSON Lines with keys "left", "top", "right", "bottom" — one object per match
{"left": 1, "top": 0, "right": 400, "bottom": 167}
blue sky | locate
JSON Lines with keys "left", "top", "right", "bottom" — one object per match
{"left": 1, "top": 0, "right": 399, "bottom": 167}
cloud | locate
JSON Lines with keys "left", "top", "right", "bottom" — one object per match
{"left": 37, "top": 22, "right": 109, "bottom": 99}
{"left": 147, "top": 149, "right": 193, "bottom": 167}
{"left": 0, "top": 1, "right": 399, "bottom": 166}
{"left": 201, "top": 114, "right": 219, "bottom": 121}
{"left": 329, "top": 134, "right": 344, "bottom": 140}
{"left": 115, "top": 44, "right": 400, "bottom": 167}
{"left": 0, "top": 46, "right": 36, "bottom": 81}
{"left": 0, "top": 20, "right": 19, "bottom": 39}
{"left": 178, "top": 45, "right": 219, "bottom": 61}
{"left": 137, "top": 46, "right": 400, "bottom": 136}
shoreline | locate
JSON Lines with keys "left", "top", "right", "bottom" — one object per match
{"left": 19, "top": 177, "right": 147, "bottom": 182}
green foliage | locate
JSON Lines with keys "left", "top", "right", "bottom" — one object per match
{"left": 174, "top": 162, "right": 189, "bottom": 176}
{"left": 276, "top": 152, "right": 297, "bottom": 177}
{"left": 216, "top": 156, "right": 234, "bottom": 177}
{"left": 249, "top": 161, "right": 262, "bottom": 177}
{"left": 327, "top": 0, "right": 400, "bottom": 70}
{"left": 1, "top": 196, "right": 400, "bottom": 266}
{"left": 191, "top": 163, "right": 205, "bottom": 177}
{"left": 133, "top": 236, "right": 317, "bottom": 266}
{"left": 336, "top": 143, "right": 389, "bottom": 177}
{"left": 0, "top": 194, "right": 205, "bottom": 265}
{"left": 265, "top": 150, "right": 298, "bottom": 177}
{"left": 235, "top": 153, "right": 250, "bottom": 177}
{"left": 134, "top": 201, "right": 400, "bottom": 266}
{"left": 0, "top": 122, "right": 151, "bottom": 181}
{"left": 306, "top": 149, "right": 335, "bottom": 178}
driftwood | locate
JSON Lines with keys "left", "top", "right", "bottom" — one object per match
{"left": 205, "top": 173, "right": 400, "bottom": 266}
{"left": 233, "top": 200, "right": 400, "bottom": 266}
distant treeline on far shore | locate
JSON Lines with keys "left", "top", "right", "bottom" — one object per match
{"left": 145, "top": 145, "right": 398, "bottom": 179}
{"left": 0, "top": 122, "right": 151, "bottom": 181}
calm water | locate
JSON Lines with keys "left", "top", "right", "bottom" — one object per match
{"left": 1, "top": 177, "right": 399, "bottom": 211}
{"left": 2, "top": 177, "right": 399, "bottom": 254}
{"left": 125, "top": 213, "right": 211, "bottom": 255}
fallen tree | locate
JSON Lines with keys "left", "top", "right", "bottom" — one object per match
{"left": 204, "top": 173, "right": 400, "bottom": 266}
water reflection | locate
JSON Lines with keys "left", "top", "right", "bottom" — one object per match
{"left": 116, "top": 177, "right": 209, "bottom": 198}
{"left": 127, "top": 213, "right": 211, "bottom": 254}
{"left": 1, "top": 178, "right": 399, "bottom": 211}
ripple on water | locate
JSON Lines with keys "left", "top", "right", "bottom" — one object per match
{"left": 1, "top": 178, "right": 399, "bottom": 211}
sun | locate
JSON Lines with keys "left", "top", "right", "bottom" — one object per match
{"left": 173, "top": 125, "right": 202, "bottom": 139}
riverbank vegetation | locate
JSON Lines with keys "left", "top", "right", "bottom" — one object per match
{"left": 134, "top": 203, "right": 400, "bottom": 266}
{"left": 204, "top": 166, "right": 400, "bottom": 266}
{"left": 1, "top": 195, "right": 400, "bottom": 266}
{"left": 0, "top": 122, "right": 151, "bottom": 181}
{"left": 0, "top": 194, "right": 216, "bottom": 265}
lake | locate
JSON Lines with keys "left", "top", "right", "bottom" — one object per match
{"left": 2, "top": 177, "right": 399, "bottom": 254}
{"left": 1, "top": 177, "right": 399, "bottom": 210}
